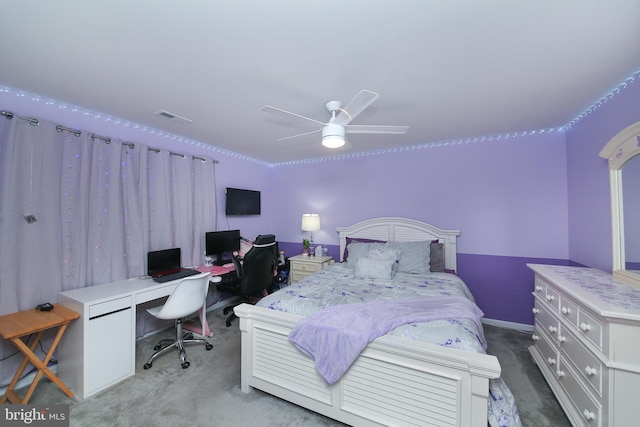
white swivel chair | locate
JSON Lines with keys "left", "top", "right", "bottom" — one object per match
{"left": 143, "top": 272, "right": 217, "bottom": 369}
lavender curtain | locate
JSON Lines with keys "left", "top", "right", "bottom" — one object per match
{"left": 0, "top": 114, "right": 217, "bottom": 386}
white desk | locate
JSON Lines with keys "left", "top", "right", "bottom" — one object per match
{"left": 57, "top": 273, "right": 222, "bottom": 400}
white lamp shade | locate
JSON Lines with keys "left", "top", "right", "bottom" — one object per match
{"left": 301, "top": 213, "right": 321, "bottom": 231}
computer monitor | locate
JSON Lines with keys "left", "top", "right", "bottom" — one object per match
{"left": 205, "top": 230, "right": 241, "bottom": 265}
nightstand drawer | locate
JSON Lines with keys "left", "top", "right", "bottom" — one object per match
{"left": 288, "top": 255, "right": 333, "bottom": 284}
{"left": 292, "top": 262, "right": 322, "bottom": 273}
{"left": 291, "top": 271, "right": 313, "bottom": 282}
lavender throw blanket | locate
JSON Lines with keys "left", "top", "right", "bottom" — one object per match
{"left": 289, "top": 296, "right": 486, "bottom": 384}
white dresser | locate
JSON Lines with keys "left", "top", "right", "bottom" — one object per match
{"left": 528, "top": 264, "right": 640, "bottom": 427}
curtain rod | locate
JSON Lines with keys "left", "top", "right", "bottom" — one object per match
{"left": 1, "top": 109, "right": 218, "bottom": 163}
{"left": 1, "top": 110, "right": 39, "bottom": 126}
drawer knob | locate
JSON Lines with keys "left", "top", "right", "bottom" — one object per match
{"left": 561, "top": 306, "right": 571, "bottom": 315}
{"left": 580, "top": 322, "right": 592, "bottom": 332}
{"left": 535, "top": 285, "right": 542, "bottom": 292}
{"left": 556, "top": 369, "right": 565, "bottom": 378}
{"left": 585, "top": 366, "right": 598, "bottom": 376}
{"left": 582, "top": 409, "right": 595, "bottom": 420}
{"left": 532, "top": 334, "right": 539, "bottom": 341}
{"left": 546, "top": 294, "right": 554, "bottom": 302}
{"left": 547, "top": 357, "right": 556, "bottom": 366}
{"left": 548, "top": 325, "right": 557, "bottom": 333}
{"left": 532, "top": 308, "right": 540, "bottom": 314}
{"left": 557, "top": 334, "right": 566, "bottom": 343}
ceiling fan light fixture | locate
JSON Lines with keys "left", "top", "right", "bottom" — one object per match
{"left": 321, "top": 123, "right": 345, "bottom": 148}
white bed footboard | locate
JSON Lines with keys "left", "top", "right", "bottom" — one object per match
{"left": 235, "top": 303, "right": 500, "bottom": 427}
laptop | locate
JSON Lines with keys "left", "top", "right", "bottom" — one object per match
{"left": 147, "top": 248, "right": 199, "bottom": 283}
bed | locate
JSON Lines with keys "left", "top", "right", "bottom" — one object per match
{"left": 234, "top": 217, "right": 521, "bottom": 427}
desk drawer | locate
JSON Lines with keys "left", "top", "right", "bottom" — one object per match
{"left": 89, "top": 296, "right": 131, "bottom": 319}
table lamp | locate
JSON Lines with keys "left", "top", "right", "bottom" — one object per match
{"left": 301, "top": 213, "right": 321, "bottom": 254}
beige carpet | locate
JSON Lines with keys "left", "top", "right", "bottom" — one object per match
{"left": 11, "top": 309, "right": 569, "bottom": 426}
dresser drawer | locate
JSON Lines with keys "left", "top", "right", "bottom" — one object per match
{"left": 559, "top": 295, "right": 579, "bottom": 329}
{"left": 534, "top": 276, "right": 548, "bottom": 296}
{"left": 543, "top": 285, "right": 560, "bottom": 312}
{"left": 535, "top": 299, "right": 561, "bottom": 344}
{"left": 558, "top": 355, "right": 602, "bottom": 427}
{"left": 561, "top": 327, "right": 603, "bottom": 395}
{"left": 577, "top": 309, "right": 603, "bottom": 351}
{"left": 534, "top": 326, "right": 559, "bottom": 371}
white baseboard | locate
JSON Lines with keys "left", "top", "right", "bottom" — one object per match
{"left": 482, "top": 318, "right": 534, "bottom": 333}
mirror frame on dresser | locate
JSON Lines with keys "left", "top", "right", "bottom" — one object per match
{"left": 599, "top": 120, "right": 640, "bottom": 288}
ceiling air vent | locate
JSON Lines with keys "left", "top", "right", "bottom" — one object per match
{"left": 154, "top": 110, "right": 192, "bottom": 125}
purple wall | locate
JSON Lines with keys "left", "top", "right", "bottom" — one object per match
{"left": 269, "top": 133, "right": 569, "bottom": 258}
{"left": 3, "top": 75, "right": 639, "bottom": 327}
{"left": 269, "top": 133, "right": 569, "bottom": 324}
{"left": 565, "top": 77, "right": 640, "bottom": 272}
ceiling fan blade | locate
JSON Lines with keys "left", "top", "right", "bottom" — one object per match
{"left": 277, "top": 128, "right": 321, "bottom": 141}
{"left": 333, "top": 90, "right": 380, "bottom": 126}
{"left": 262, "top": 105, "right": 325, "bottom": 126}
{"left": 345, "top": 125, "right": 409, "bottom": 134}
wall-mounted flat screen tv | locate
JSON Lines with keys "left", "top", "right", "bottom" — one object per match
{"left": 225, "top": 187, "right": 261, "bottom": 216}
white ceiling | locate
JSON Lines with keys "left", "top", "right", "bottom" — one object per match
{"left": 1, "top": 1, "right": 640, "bottom": 163}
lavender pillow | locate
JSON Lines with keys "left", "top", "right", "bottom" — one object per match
{"left": 430, "top": 241, "right": 445, "bottom": 272}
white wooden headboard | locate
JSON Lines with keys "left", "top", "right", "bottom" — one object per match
{"left": 336, "top": 217, "right": 460, "bottom": 271}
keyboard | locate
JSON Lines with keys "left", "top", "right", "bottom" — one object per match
{"left": 153, "top": 269, "right": 200, "bottom": 283}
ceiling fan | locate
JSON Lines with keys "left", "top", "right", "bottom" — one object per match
{"left": 262, "top": 90, "right": 409, "bottom": 149}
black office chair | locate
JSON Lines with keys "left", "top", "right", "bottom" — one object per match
{"left": 217, "top": 234, "right": 278, "bottom": 327}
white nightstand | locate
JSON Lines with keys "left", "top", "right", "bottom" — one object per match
{"left": 288, "top": 254, "right": 334, "bottom": 284}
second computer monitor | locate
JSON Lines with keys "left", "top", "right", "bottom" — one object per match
{"left": 205, "top": 229, "right": 241, "bottom": 265}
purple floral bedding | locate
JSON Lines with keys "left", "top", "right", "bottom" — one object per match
{"left": 257, "top": 262, "right": 523, "bottom": 427}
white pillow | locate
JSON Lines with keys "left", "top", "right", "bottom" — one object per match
{"left": 354, "top": 256, "right": 398, "bottom": 280}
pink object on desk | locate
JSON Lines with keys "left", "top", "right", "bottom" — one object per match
{"left": 181, "top": 264, "right": 236, "bottom": 337}
{"left": 197, "top": 264, "right": 235, "bottom": 275}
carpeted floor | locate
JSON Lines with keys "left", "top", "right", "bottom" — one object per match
{"left": 12, "top": 309, "right": 570, "bottom": 426}
{"left": 483, "top": 324, "right": 570, "bottom": 426}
